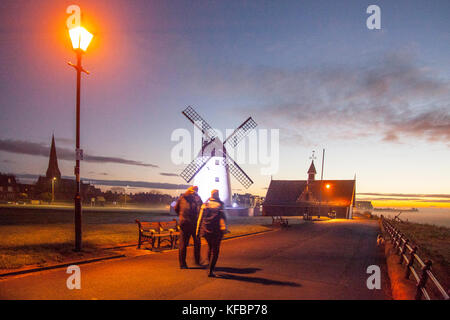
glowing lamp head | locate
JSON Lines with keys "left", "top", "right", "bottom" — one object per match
{"left": 326, "top": 184, "right": 331, "bottom": 189}
{"left": 69, "top": 26, "right": 93, "bottom": 51}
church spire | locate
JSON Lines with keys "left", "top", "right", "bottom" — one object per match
{"left": 46, "top": 134, "right": 61, "bottom": 179}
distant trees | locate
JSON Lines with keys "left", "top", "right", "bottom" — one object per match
{"left": 101, "top": 190, "right": 174, "bottom": 205}
{"left": 1, "top": 172, "right": 175, "bottom": 205}
{"left": 130, "top": 191, "right": 173, "bottom": 204}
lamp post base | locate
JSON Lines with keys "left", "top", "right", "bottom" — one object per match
{"left": 74, "top": 193, "right": 82, "bottom": 251}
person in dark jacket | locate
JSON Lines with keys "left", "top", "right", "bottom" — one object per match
{"left": 196, "top": 189, "right": 227, "bottom": 277}
{"left": 174, "top": 186, "right": 203, "bottom": 269}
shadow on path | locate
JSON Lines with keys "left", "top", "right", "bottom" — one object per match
{"left": 217, "top": 273, "right": 301, "bottom": 287}
{"left": 215, "top": 267, "right": 261, "bottom": 274}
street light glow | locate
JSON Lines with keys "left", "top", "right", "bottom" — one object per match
{"left": 68, "top": 26, "right": 93, "bottom": 51}
{"left": 326, "top": 184, "right": 331, "bottom": 189}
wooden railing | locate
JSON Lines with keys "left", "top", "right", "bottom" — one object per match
{"left": 381, "top": 216, "right": 449, "bottom": 300}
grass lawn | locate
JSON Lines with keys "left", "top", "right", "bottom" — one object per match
{"left": 390, "top": 220, "right": 450, "bottom": 290}
{"left": 0, "top": 207, "right": 276, "bottom": 270}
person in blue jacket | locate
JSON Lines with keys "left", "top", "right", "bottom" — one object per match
{"left": 196, "top": 189, "right": 227, "bottom": 277}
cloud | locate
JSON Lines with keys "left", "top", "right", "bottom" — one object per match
{"left": 83, "top": 178, "right": 189, "bottom": 190}
{"left": 357, "top": 196, "right": 450, "bottom": 204}
{"left": 0, "top": 139, "right": 159, "bottom": 168}
{"left": 198, "top": 52, "right": 450, "bottom": 146}
{"left": 357, "top": 192, "right": 450, "bottom": 204}
{"left": 88, "top": 171, "right": 109, "bottom": 176}
{"left": 55, "top": 137, "right": 75, "bottom": 145}
{"left": 160, "top": 172, "right": 180, "bottom": 177}
{"left": 13, "top": 173, "right": 190, "bottom": 190}
{"left": 358, "top": 192, "right": 450, "bottom": 199}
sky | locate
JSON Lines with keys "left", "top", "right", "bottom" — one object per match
{"left": 0, "top": 0, "right": 449, "bottom": 200}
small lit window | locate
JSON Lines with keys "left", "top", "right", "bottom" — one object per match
{"left": 215, "top": 177, "right": 219, "bottom": 182}
{"left": 215, "top": 160, "right": 220, "bottom": 165}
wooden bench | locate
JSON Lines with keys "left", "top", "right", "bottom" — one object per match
{"left": 272, "top": 216, "right": 289, "bottom": 228}
{"left": 159, "top": 220, "right": 180, "bottom": 248}
{"left": 135, "top": 219, "right": 180, "bottom": 250}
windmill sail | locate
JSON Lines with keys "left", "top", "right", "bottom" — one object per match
{"left": 224, "top": 117, "right": 257, "bottom": 149}
{"left": 224, "top": 157, "right": 254, "bottom": 189}
{"left": 182, "top": 106, "right": 218, "bottom": 141}
{"left": 180, "top": 155, "right": 212, "bottom": 183}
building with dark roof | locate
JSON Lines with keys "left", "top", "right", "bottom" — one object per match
{"left": 0, "top": 173, "right": 20, "bottom": 201}
{"left": 262, "top": 160, "right": 356, "bottom": 219}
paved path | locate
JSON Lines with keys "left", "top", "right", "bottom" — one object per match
{"left": 0, "top": 219, "right": 391, "bottom": 299}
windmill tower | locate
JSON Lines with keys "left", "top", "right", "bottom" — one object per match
{"left": 180, "top": 106, "right": 257, "bottom": 207}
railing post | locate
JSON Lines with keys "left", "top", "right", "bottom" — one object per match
{"left": 405, "top": 246, "right": 417, "bottom": 279}
{"left": 393, "top": 230, "right": 400, "bottom": 249}
{"left": 399, "top": 239, "right": 409, "bottom": 264}
{"left": 396, "top": 234, "right": 402, "bottom": 253}
{"left": 415, "top": 260, "right": 432, "bottom": 300}
{"left": 397, "top": 233, "right": 403, "bottom": 250}
{"left": 391, "top": 230, "right": 397, "bottom": 246}
{"left": 398, "top": 235, "right": 405, "bottom": 254}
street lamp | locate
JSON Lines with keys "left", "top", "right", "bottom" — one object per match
{"left": 124, "top": 185, "right": 129, "bottom": 207}
{"left": 68, "top": 25, "right": 93, "bottom": 251}
{"left": 51, "top": 177, "right": 57, "bottom": 203}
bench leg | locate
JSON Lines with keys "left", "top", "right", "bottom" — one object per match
{"left": 137, "top": 233, "right": 142, "bottom": 249}
{"left": 170, "top": 235, "right": 176, "bottom": 249}
{"left": 172, "top": 235, "right": 177, "bottom": 249}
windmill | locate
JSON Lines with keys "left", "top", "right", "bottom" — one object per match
{"left": 180, "top": 106, "right": 257, "bottom": 206}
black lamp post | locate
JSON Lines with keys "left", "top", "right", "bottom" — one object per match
{"left": 68, "top": 26, "right": 93, "bottom": 251}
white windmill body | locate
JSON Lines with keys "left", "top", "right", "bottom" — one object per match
{"left": 193, "top": 139, "right": 232, "bottom": 206}
{"left": 180, "top": 106, "right": 257, "bottom": 210}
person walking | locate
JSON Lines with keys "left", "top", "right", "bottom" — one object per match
{"left": 174, "top": 186, "right": 202, "bottom": 269}
{"left": 196, "top": 189, "right": 227, "bottom": 277}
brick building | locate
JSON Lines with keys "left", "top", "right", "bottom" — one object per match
{"left": 263, "top": 160, "right": 356, "bottom": 219}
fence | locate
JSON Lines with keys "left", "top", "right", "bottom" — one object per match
{"left": 381, "top": 216, "right": 449, "bottom": 300}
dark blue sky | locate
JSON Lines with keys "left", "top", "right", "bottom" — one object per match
{"left": 0, "top": 0, "right": 449, "bottom": 195}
